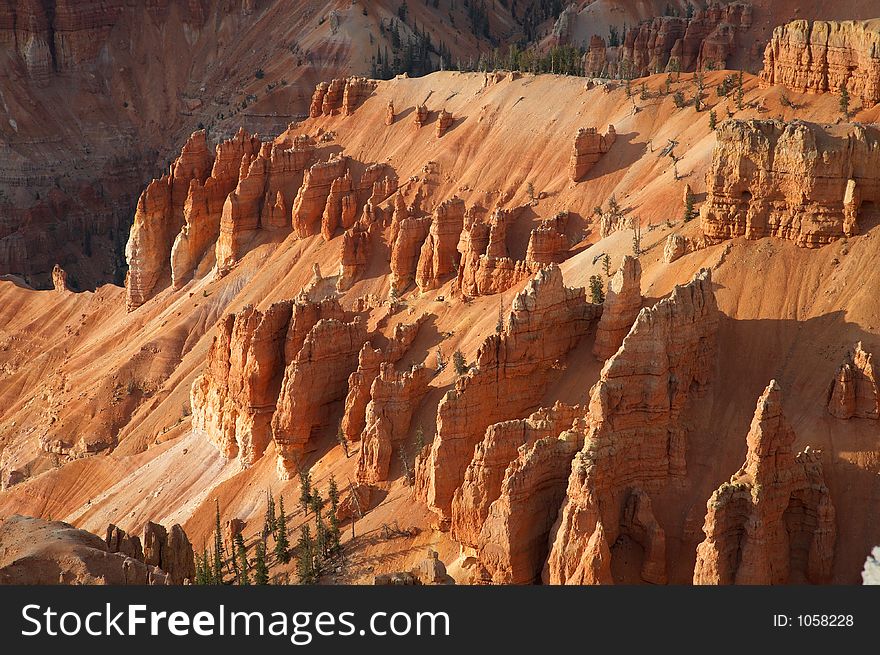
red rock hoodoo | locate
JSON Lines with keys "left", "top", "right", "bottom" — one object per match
{"left": 416, "top": 264, "right": 602, "bottom": 527}
{"left": 761, "top": 19, "right": 880, "bottom": 107}
{"left": 545, "top": 268, "right": 718, "bottom": 584}
{"left": 827, "top": 342, "right": 879, "bottom": 420}
{"left": 701, "top": 119, "right": 880, "bottom": 248}
{"left": 569, "top": 126, "right": 616, "bottom": 182}
{"left": 693, "top": 381, "right": 836, "bottom": 584}
{"left": 593, "top": 255, "right": 642, "bottom": 361}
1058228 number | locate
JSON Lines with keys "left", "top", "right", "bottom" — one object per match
{"left": 797, "top": 614, "right": 853, "bottom": 627}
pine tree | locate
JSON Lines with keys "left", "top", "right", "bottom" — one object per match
{"left": 602, "top": 253, "right": 611, "bottom": 278}
{"left": 299, "top": 471, "right": 312, "bottom": 516}
{"left": 254, "top": 541, "right": 269, "bottom": 585}
{"left": 453, "top": 349, "right": 468, "bottom": 375}
{"left": 328, "top": 476, "right": 340, "bottom": 511}
{"left": 327, "top": 477, "right": 341, "bottom": 554}
{"left": 201, "top": 546, "right": 212, "bottom": 585}
{"left": 839, "top": 82, "right": 850, "bottom": 119}
{"left": 589, "top": 275, "right": 605, "bottom": 305}
{"left": 683, "top": 187, "right": 696, "bottom": 222}
{"left": 296, "top": 525, "right": 316, "bottom": 584}
{"left": 213, "top": 501, "right": 223, "bottom": 584}
{"left": 235, "top": 534, "right": 250, "bottom": 585}
{"left": 264, "top": 490, "right": 276, "bottom": 537}
{"left": 336, "top": 426, "right": 350, "bottom": 458}
{"left": 709, "top": 109, "right": 717, "bottom": 130}
{"left": 312, "top": 492, "right": 327, "bottom": 557}
{"left": 275, "top": 495, "right": 290, "bottom": 563}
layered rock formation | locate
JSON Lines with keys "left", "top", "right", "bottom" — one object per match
{"left": 272, "top": 316, "right": 368, "bottom": 477}
{"left": 449, "top": 402, "right": 583, "bottom": 584}
{"left": 385, "top": 101, "right": 395, "bottom": 125}
{"left": 456, "top": 208, "right": 570, "bottom": 298}
{"left": 170, "top": 129, "right": 263, "bottom": 288}
{"left": 127, "top": 128, "right": 320, "bottom": 300}
{"left": 309, "top": 77, "right": 376, "bottom": 117}
{"left": 436, "top": 109, "right": 453, "bottom": 137}
{"left": 416, "top": 265, "right": 602, "bottom": 526}
{"left": 525, "top": 212, "right": 570, "bottom": 266}
{"left": 760, "top": 19, "right": 880, "bottom": 107}
{"left": 545, "top": 269, "right": 718, "bottom": 584}
{"left": 582, "top": 2, "right": 753, "bottom": 78}
{"left": 390, "top": 210, "right": 431, "bottom": 295}
{"left": 216, "top": 137, "right": 316, "bottom": 271}
{"left": 125, "top": 131, "right": 212, "bottom": 310}
{"left": 191, "top": 301, "right": 294, "bottom": 465}
{"left": 321, "top": 172, "right": 357, "bottom": 241}
{"left": 292, "top": 157, "right": 349, "bottom": 239}
{"left": 357, "top": 364, "right": 432, "bottom": 484}
{"left": 593, "top": 255, "right": 642, "bottom": 361}
{"left": 340, "top": 316, "right": 428, "bottom": 444}
{"left": 415, "top": 197, "right": 466, "bottom": 293}
{"left": 415, "top": 104, "right": 428, "bottom": 128}
{"left": 663, "top": 233, "right": 699, "bottom": 263}
{"left": 701, "top": 119, "right": 880, "bottom": 248}
{"left": 0, "top": 516, "right": 171, "bottom": 585}
{"left": 192, "top": 298, "right": 347, "bottom": 467}
{"left": 827, "top": 342, "right": 879, "bottom": 419}
{"left": 569, "top": 126, "right": 616, "bottom": 182}
{"left": 694, "top": 381, "right": 836, "bottom": 584}
{"left": 51, "top": 264, "right": 69, "bottom": 292}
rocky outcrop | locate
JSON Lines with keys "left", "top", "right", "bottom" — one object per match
{"left": 451, "top": 403, "right": 582, "bottom": 553}
{"left": 416, "top": 265, "right": 602, "bottom": 526}
{"left": 321, "top": 172, "right": 357, "bottom": 241}
{"left": 191, "top": 301, "right": 293, "bottom": 465}
{"left": 414, "top": 104, "right": 428, "bottom": 128}
{"left": 192, "top": 298, "right": 346, "bottom": 467}
{"left": 171, "top": 129, "right": 263, "bottom": 286}
{"left": 694, "top": 381, "right": 836, "bottom": 584}
{"left": 385, "top": 101, "right": 395, "bottom": 125}
{"left": 545, "top": 269, "right": 718, "bottom": 584}
{"left": 525, "top": 212, "right": 570, "bottom": 267}
{"left": 701, "top": 119, "right": 880, "bottom": 248}
{"left": 106, "top": 524, "right": 143, "bottom": 561}
{"left": 125, "top": 131, "right": 212, "bottom": 310}
{"left": 582, "top": 3, "right": 752, "bottom": 78}
{"left": 357, "top": 364, "right": 432, "bottom": 484}
{"left": 0, "top": 516, "right": 171, "bottom": 585}
{"left": 569, "top": 126, "right": 615, "bottom": 182}
{"left": 476, "top": 427, "right": 581, "bottom": 584}
{"left": 216, "top": 138, "right": 316, "bottom": 272}
{"left": 827, "top": 342, "right": 879, "bottom": 419}
{"left": 337, "top": 224, "right": 371, "bottom": 290}
{"left": 309, "top": 77, "right": 375, "bottom": 117}
{"left": 321, "top": 78, "right": 346, "bottom": 115}
{"left": 292, "top": 157, "right": 349, "bottom": 239}
{"left": 593, "top": 256, "right": 642, "bottom": 360}
{"left": 309, "top": 82, "right": 329, "bottom": 118}
{"left": 415, "top": 197, "right": 466, "bottom": 293}
{"left": 456, "top": 208, "right": 527, "bottom": 297}
{"left": 864, "top": 547, "right": 880, "bottom": 584}
{"left": 342, "top": 77, "right": 377, "bottom": 115}
{"left": 760, "top": 19, "right": 880, "bottom": 107}
{"left": 663, "top": 233, "right": 696, "bottom": 263}
{"left": 436, "top": 109, "right": 453, "bottom": 137}
{"left": 341, "top": 344, "right": 385, "bottom": 444}
{"left": 51, "top": 264, "right": 69, "bottom": 292}
{"left": 374, "top": 549, "right": 453, "bottom": 585}
{"left": 340, "top": 316, "right": 428, "bottom": 444}
{"left": 272, "top": 317, "right": 368, "bottom": 477}
{"left": 144, "top": 522, "right": 195, "bottom": 585}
